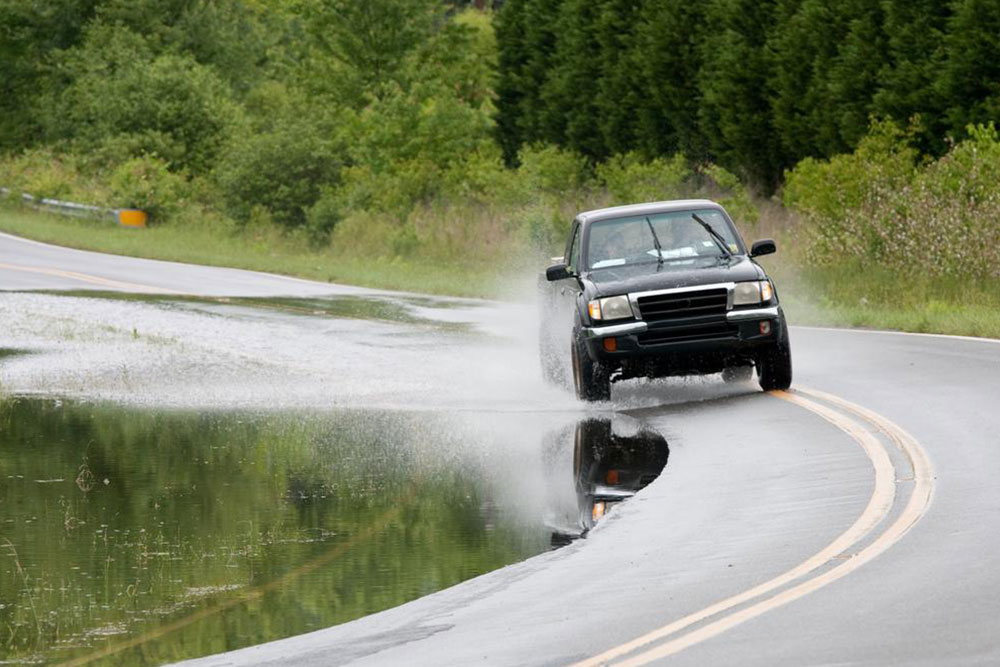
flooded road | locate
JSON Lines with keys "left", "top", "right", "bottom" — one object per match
{"left": 4, "top": 399, "right": 614, "bottom": 664}
{"left": 0, "top": 286, "right": 671, "bottom": 664}
{"left": 4, "top": 233, "right": 1000, "bottom": 666}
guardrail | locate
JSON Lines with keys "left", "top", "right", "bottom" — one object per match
{"left": 0, "top": 187, "right": 147, "bottom": 228}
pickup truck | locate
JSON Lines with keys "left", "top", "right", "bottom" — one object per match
{"left": 539, "top": 199, "right": 792, "bottom": 401}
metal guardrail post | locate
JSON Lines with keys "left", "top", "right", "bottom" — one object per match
{"left": 1, "top": 187, "right": 146, "bottom": 228}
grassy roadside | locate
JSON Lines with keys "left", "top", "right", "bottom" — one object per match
{"left": 763, "top": 259, "right": 1000, "bottom": 339}
{"left": 0, "top": 204, "right": 499, "bottom": 298}
{"left": 3, "top": 203, "right": 999, "bottom": 339}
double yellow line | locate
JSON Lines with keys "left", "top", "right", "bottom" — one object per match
{"left": 0, "top": 261, "right": 180, "bottom": 294}
{"left": 575, "top": 387, "right": 934, "bottom": 666}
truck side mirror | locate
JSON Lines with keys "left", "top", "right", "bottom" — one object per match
{"left": 546, "top": 263, "right": 571, "bottom": 281}
{"left": 750, "top": 239, "right": 777, "bottom": 257}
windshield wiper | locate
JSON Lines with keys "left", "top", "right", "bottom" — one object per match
{"left": 691, "top": 213, "right": 733, "bottom": 259}
{"left": 645, "top": 216, "right": 664, "bottom": 266}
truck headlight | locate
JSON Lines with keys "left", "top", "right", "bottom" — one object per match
{"left": 588, "top": 295, "right": 634, "bottom": 321}
{"left": 760, "top": 280, "right": 773, "bottom": 303}
{"left": 733, "top": 281, "right": 774, "bottom": 306}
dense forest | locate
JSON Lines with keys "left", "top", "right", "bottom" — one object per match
{"left": 1, "top": 0, "right": 999, "bottom": 288}
{"left": 496, "top": 0, "right": 1000, "bottom": 190}
{"left": 0, "top": 1, "right": 502, "bottom": 232}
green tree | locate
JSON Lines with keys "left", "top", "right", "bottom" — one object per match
{"left": 494, "top": 0, "right": 563, "bottom": 162}
{"left": 0, "top": 0, "right": 99, "bottom": 150}
{"left": 594, "top": 0, "right": 643, "bottom": 157}
{"left": 768, "top": 0, "right": 848, "bottom": 160}
{"left": 634, "top": 0, "right": 708, "bottom": 159}
{"left": 47, "top": 22, "right": 238, "bottom": 173}
{"left": 495, "top": 0, "right": 529, "bottom": 162}
{"left": 826, "top": 1, "right": 886, "bottom": 148}
{"left": 873, "top": 0, "right": 951, "bottom": 152}
{"left": 698, "top": 0, "right": 781, "bottom": 190}
{"left": 306, "top": 0, "right": 444, "bottom": 103}
{"left": 940, "top": 0, "right": 1000, "bottom": 136}
{"left": 215, "top": 113, "right": 343, "bottom": 229}
{"left": 539, "top": 0, "right": 602, "bottom": 155}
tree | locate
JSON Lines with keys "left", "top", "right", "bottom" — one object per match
{"left": 48, "top": 23, "right": 237, "bottom": 174}
{"left": 939, "top": 0, "right": 1000, "bottom": 137}
{"left": 826, "top": 0, "right": 886, "bottom": 149}
{"left": 873, "top": 0, "right": 951, "bottom": 152}
{"left": 306, "top": 0, "right": 444, "bottom": 103}
{"left": 768, "top": 0, "right": 846, "bottom": 160}
{"left": 494, "top": 0, "right": 563, "bottom": 162}
{"left": 495, "top": 0, "right": 529, "bottom": 162}
{"left": 698, "top": 0, "right": 781, "bottom": 190}
{"left": 539, "top": 0, "right": 603, "bottom": 156}
{"left": 593, "top": 0, "right": 643, "bottom": 157}
{"left": 0, "top": 0, "right": 100, "bottom": 150}
{"left": 634, "top": 0, "right": 708, "bottom": 159}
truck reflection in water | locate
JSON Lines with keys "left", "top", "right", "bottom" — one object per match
{"left": 545, "top": 417, "right": 669, "bottom": 547}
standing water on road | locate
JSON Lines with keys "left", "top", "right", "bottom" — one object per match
{"left": 0, "top": 291, "right": 674, "bottom": 665}
{"left": 0, "top": 399, "right": 561, "bottom": 665}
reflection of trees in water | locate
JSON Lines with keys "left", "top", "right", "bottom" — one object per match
{"left": 0, "top": 399, "right": 547, "bottom": 666}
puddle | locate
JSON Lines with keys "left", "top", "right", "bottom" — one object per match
{"left": 0, "top": 285, "right": 679, "bottom": 665}
{"left": 0, "top": 399, "right": 556, "bottom": 665}
{"left": 0, "top": 290, "right": 561, "bottom": 411}
{"left": 27, "top": 291, "right": 474, "bottom": 332}
{"left": 0, "top": 399, "right": 669, "bottom": 665}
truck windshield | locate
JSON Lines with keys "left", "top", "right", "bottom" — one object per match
{"left": 586, "top": 209, "right": 742, "bottom": 270}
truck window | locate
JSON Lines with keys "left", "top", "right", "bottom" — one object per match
{"left": 566, "top": 224, "right": 581, "bottom": 274}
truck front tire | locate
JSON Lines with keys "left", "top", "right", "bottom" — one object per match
{"left": 572, "top": 336, "right": 611, "bottom": 402}
{"left": 757, "top": 339, "right": 793, "bottom": 390}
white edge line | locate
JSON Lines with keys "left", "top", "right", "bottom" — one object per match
{"left": 791, "top": 324, "right": 1000, "bottom": 346}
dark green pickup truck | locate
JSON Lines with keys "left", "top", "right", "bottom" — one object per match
{"left": 539, "top": 199, "right": 793, "bottom": 401}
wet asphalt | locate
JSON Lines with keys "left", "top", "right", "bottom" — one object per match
{"left": 1, "top": 231, "right": 998, "bottom": 666}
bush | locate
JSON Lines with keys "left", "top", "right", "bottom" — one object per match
{"left": 49, "top": 24, "right": 238, "bottom": 174}
{"left": 214, "top": 116, "right": 342, "bottom": 229}
{"left": 701, "top": 163, "right": 759, "bottom": 227}
{"left": 783, "top": 119, "right": 918, "bottom": 223}
{"left": 0, "top": 149, "right": 84, "bottom": 201}
{"left": 305, "top": 189, "right": 343, "bottom": 240}
{"left": 517, "top": 144, "right": 591, "bottom": 195}
{"left": 595, "top": 152, "right": 692, "bottom": 204}
{"left": 783, "top": 120, "right": 1000, "bottom": 279}
{"left": 109, "top": 156, "right": 186, "bottom": 222}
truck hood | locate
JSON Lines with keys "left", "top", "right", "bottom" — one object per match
{"left": 583, "top": 256, "right": 765, "bottom": 297}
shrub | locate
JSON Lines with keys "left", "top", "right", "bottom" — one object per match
{"left": 0, "top": 149, "right": 82, "bottom": 201}
{"left": 517, "top": 144, "right": 591, "bottom": 196}
{"left": 214, "top": 116, "right": 342, "bottom": 229}
{"left": 305, "top": 188, "right": 343, "bottom": 240}
{"left": 783, "top": 119, "right": 918, "bottom": 223}
{"left": 49, "top": 24, "right": 238, "bottom": 174}
{"left": 783, "top": 120, "right": 1000, "bottom": 280}
{"left": 108, "top": 156, "right": 186, "bottom": 222}
{"left": 701, "top": 163, "right": 759, "bottom": 227}
{"left": 595, "top": 152, "right": 692, "bottom": 204}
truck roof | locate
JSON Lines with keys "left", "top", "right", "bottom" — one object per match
{"left": 576, "top": 199, "right": 724, "bottom": 225}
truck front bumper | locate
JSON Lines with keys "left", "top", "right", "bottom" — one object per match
{"left": 580, "top": 306, "right": 785, "bottom": 378}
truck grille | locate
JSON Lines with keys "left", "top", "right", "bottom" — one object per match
{"left": 635, "top": 288, "right": 728, "bottom": 322}
{"left": 637, "top": 321, "right": 737, "bottom": 346}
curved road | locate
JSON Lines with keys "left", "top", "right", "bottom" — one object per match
{"left": 1, "top": 231, "right": 998, "bottom": 665}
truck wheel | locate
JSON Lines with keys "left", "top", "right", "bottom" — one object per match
{"left": 722, "top": 365, "right": 754, "bottom": 383}
{"left": 572, "top": 336, "right": 611, "bottom": 402}
{"left": 757, "top": 339, "right": 793, "bottom": 391}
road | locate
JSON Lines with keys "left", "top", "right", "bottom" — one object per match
{"left": 1, "top": 231, "right": 998, "bottom": 666}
